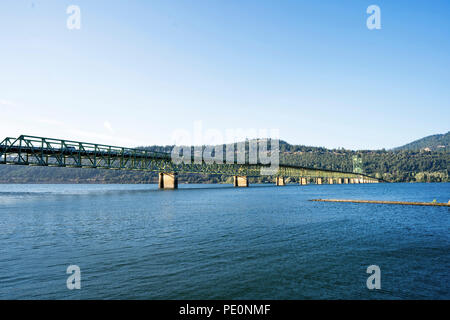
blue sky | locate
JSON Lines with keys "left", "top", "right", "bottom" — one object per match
{"left": 0, "top": 0, "right": 449, "bottom": 149}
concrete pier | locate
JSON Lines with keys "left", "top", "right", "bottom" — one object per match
{"left": 328, "top": 178, "right": 334, "bottom": 184}
{"left": 301, "top": 177, "right": 308, "bottom": 185}
{"left": 158, "top": 172, "right": 178, "bottom": 189}
{"left": 275, "top": 177, "right": 286, "bottom": 186}
{"left": 233, "top": 175, "right": 249, "bottom": 187}
{"left": 337, "top": 178, "right": 343, "bottom": 184}
{"left": 317, "top": 178, "right": 322, "bottom": 185}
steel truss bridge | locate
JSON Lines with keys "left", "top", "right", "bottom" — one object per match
{"left": 0, "top": 135, "right": 380, "bottom": 182}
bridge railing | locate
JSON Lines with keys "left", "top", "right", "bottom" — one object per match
{"left": 0, "top": 134, "right": 172, "bottom": 165}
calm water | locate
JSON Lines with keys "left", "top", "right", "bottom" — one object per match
{"left": 0, "top": 182, "right": 449, "bottom": 299}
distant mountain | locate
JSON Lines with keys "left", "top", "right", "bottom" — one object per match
{"left": 394, "top": 132, "right": 449, "bottom": 151}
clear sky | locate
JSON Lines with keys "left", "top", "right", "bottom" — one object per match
{"left": 0, "top": 0, "right": 449, "bottom": 149}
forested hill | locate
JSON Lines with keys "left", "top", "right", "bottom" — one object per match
{"left": 393, "top": 131, "right": 449, "bottom": 151}
{"left": 278, "top": 144, "right": 448, "bottom": 182}
{"left": 0, "top": 136, "right": 448, "bottom": 183}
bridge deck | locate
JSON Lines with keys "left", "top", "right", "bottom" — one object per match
{"left": 0, "top": 135, "right": 380, "bottom": 181}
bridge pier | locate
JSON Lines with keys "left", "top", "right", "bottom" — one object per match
{"left": 337, "top": 178, "right": 343, "bottom": 184}
{"left": 316, "top": 178, "right": 322, "bottom": 185}
{"left": 275, "top": 177, "right": 286, "bottom": 186}
{"left": 300, "top": 177, "right": 308, "bottom": 185}
{"left": 233, "top": 175, "right": 249, "bottom": 187}
{"left": 158, "top": 172, "right": 178, "bottom": 189}
{"left": 328, "top": 178, "right": 334, "bottom": 184}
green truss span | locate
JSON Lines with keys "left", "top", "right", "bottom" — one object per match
{"left": 0, "top": 135, "right": 381, "bottom": 181}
